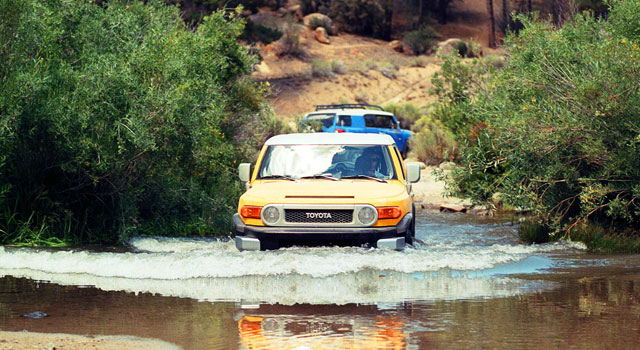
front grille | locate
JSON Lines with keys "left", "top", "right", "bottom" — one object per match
{"left": 285, "top": 209, "right": 353, "bottom": 224}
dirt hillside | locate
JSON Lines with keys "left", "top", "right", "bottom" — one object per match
{"left": 253, "top": 0, "right": 499, "bottom": 121}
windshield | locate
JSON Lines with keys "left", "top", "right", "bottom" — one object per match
{"left": 258, "top": 144, "right": 397, "bottom": 180}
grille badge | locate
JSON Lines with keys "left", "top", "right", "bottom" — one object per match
{"left": 305, "top": 212, "right": 332, "bottom": 219}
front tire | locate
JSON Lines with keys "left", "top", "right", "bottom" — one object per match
{"left": 260, "top": 238, "right": 280, "bottom": 251}
{"left": 405, "top": 227, "right": 414, "bottom": 246}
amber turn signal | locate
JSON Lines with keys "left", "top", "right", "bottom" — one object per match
{"left": 377, "top": 207, "right": 401, "bottom": 219}
{"left": 240, "top": 206, "right": 262, "bottom": 219}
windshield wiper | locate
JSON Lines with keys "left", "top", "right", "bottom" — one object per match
{"left": 300, "top": 173, "right": 338, "bottom": 181}
{"left": 341, "top": 175, "right": 387, "bottom": 183}
{"left": 260, "top": 175, "right": 295, "bottom": 181}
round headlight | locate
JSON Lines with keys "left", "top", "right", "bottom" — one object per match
{"left": 262, "top": 206, "right": 280, "bottom": 225}
{"left": 357, "top": 206, "right": 377, "bottom": 226}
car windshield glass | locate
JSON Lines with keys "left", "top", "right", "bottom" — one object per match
{"left": 258, "top": 144, "right": 397, "bottom": 180}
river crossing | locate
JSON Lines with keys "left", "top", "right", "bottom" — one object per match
{"left": 1, "top": 211, "right": 639, "bottom": 349}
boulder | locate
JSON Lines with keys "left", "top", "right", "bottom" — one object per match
{"left": 314, "top": 27, "right": 330, "bottom": 44}
{"left": 263, "top": 39, "right": 284, "bottom": 57}
{"left": 303, "top": 13, "right": 335, "bottom": 35}
{"left": 254, "top": 61, "right": 271, "bottom": 75}
{"left": 389, "top": 40, "right": 403, "bottom": 53}
{"left": 436, "top": 38, "right": 465, "bottom": 56}
{"left": 277, "top": 4, "right": 303, "bottom": 20}
{"left": 440, "top": 204, "right": 467, "bottom": 213}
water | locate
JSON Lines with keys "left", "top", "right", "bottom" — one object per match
{"left": 1, "top": 212, "right": 639, "bottom": 349}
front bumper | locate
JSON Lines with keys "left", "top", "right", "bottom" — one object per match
{"left": 233, "top": 213, "right": 412, "bottom": 251}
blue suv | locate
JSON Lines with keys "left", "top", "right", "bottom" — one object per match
{"left": 302, "top": 104, "right": 412, "bottom": 157}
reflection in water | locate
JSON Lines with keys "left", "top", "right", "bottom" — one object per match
{"left": 236, "top": 305, "right": 407, "bottom": 350}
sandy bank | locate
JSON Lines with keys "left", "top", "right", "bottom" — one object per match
{"left": 0, "top": 331, "right": 180, "bottom": 350}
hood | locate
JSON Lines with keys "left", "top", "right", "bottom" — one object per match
{"left": 243, "top": 179, "right": 407, "bottom": 203}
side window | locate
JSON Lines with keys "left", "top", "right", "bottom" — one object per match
{"left": 364, "top": 115, "right": 376, "bottom": 127}
{"left": 306, "top": 114, "right": 336, "bottom": 128}
{"left": 365, "top": 114, "right": 395, "bottom": 129}
{"left": 337, "top": 115, "right": 352, "bottom": 126}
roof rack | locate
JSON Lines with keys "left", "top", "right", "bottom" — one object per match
{"left": 315, "top": 104, "right": 384, "bottom": 111}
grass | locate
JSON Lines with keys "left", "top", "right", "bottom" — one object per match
{"left": 312, "top": 59, "right": 349, "bottom": 78}
{"left": 518, "top": 219, "right": 640, "bottom": 253}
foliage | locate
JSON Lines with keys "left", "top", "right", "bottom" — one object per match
{"left": 429, "top": 54, "right": 497, "bottom": 138}
{"left": 377, "top": 61, "right": 399, "bottom": 79}
{"left": 307, "top": 15, "right": 332, "bottom": 31}
{"left": 0, "top": 0, "right": 276, "bottom": 245}
{"left": 402, "top": 25, "right": 438, "bottom": 55}
{"left": 312, "top": 59, "right": 348, "bottom": 77}
{"left": 305, "top": 0, "right": 393, "bottom": 39}
{"left": 518, "top": 220, "right": 551, "bottom": 244}
{"left": 279, "top": 20, "right": 307, "bottom": 58}
{"left": 410, "top": 116, "right": 460, "bottom": 165}
{"left": 383, "top": 103, "right": 422, "bottom": 130}
{"left": 438, "top": 4, "right": 640, "bottom": 242}
{"left": 240, "top": 19, "right": 282, "bottom": 44}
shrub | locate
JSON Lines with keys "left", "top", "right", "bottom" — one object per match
{"left": 518, "top": 220, "right": 551, "bottom": 244}
{"left": 378, "top": 61, "right": 398, "bottom": 79}
{"left": 383, "top": 103, "right": 423, "bottom": 130}
{"left": 312, "top": 59, "right": 335, "bottom": 77}
{"left": 0, "top": 0, "right": 276, "bottom": 245}
{"left": 308, "top": 16, "right": 332, "bottom": 31}
{"left": 411, "top": 56, "right": 429, "bottom": 67}
{"left": 279, "top": 21, "right": 307, "bottom": 58}
{"left": 324, "top": 0, "right": 393, "bottom": 39}
{"left": 442, "top": 4, "right": 640, "bottom": 246}
{"left": 241, "top": 19, "right": 283, "bottom": 44}
{"left": 410, "top": 116, "right": 460, "bottom": 165}
{"left": 311, "top": 59, "right": 348, "bottom": 77}
{"left": 402, "top": 25, "right": 438, "bottom": 55}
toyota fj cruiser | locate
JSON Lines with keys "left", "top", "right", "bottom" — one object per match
{"left": 301, "top": 104, "right": 412, "bottom": 157}
{"left": 234, "top": 133, "right": 421, "bottom": 251}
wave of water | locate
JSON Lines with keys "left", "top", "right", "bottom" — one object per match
{"left": 0, "top": 214, "right": 587, "bottom": 304}
{"left": 0, "top": 238, "right": 583, "bottom": 279}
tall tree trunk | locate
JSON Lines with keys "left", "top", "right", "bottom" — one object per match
{"left": 487, "top": 0, "right": 497, "bottom": 48}
{"left": 502, "top": 0, "right": 509, "bottom": 32}
{"left": 528, "top": 0, "right": 532, "bottom": 14}
{"left": 418, "top": 0, "right": 425, "bottom": 25}
{"left": 438, "top": 0, "right": 449, "bottom": 24}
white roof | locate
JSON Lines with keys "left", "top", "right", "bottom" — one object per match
{"left": 305, "top": 109, "right": 393, "bottom": 116}
{"left": 265, "top": 133, "right": 396, "bottom": 146}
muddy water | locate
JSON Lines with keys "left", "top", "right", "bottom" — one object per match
{"left": 1, "top": 212, "right": 640, "bottom": 349}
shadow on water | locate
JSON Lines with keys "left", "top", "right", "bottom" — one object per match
{"left": 1, "top": 211, "right": 640, "bottom": 349}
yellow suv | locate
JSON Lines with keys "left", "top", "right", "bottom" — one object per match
{"left": 234, "top": 133, "right": 421, "bottom": 251}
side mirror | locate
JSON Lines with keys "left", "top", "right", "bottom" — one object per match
{"left": 238, "top": 163, "right": 251, "bottom": 182}
{"left": 406, "top": 162, "right": 421, "bottom": 183}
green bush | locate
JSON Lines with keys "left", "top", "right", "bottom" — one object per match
{"left": 410, "top": 117, "right": 460, "bottom": 165}
{"left": 383, "top": 103, "right": 422, "bottom": 130}
{"left": 518, "top": 220, "right": 551, "bottom": 244}
{"left": 0, "top": 0, "right": 276, "bottom": 245}
{"left": 312, "top": 59, "right": 335, "bottom": 78}
{"left": 279, "top": 20, "right": 307, "bottom": 58}
{"left": 240, "top": 19, "right": 283, "bottom": 44}
{"left": 325, "top": 0, "right": 393, "bottom": 39}
{"left": 439, "top": 4, "right": 640, "bottom": 245}
{"left": 402, "top": 26, "right": 438, "bottom": 55}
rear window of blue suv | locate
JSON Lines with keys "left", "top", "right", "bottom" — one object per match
{"left": 302, "top": 104, "right": 412, "bottom": 157}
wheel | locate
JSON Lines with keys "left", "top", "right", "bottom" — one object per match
{"left": 405, "top": 227, "right": 414, "bottom": 246}
{"left": 260, "top": 238, "right": 280, "bottom": 251}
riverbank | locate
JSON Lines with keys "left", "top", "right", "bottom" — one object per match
{"left": 0, "top": 331, "right": 180, "bottom": 350}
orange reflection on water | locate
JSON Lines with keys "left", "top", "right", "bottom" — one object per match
{"left": 238, "top": 314, "right": 406, "bottom": 350}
